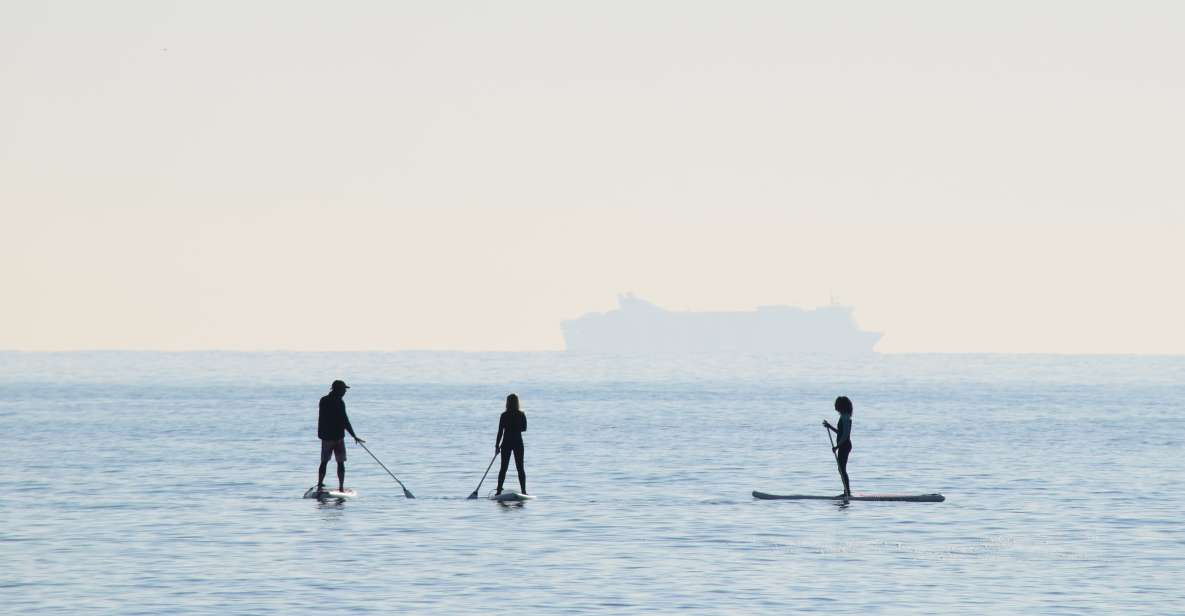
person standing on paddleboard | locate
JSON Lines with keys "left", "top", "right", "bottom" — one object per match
{"left": 318, "top": 380, "right": 364, "bottom": 493}
{"left": 823, "top": 396, "right": 853, "bottom": 498}
{"left": 494, "top": 393, "right": 528, "bottom": 496}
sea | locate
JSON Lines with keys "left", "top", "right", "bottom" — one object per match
{"left": 1, "top": 352, "right": 1182, "bottom": 614}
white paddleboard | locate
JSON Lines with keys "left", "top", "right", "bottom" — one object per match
{"left": 490, "top": 491, "right": 535, "bottom": 502}
{"left": 752, "top": 490, "right": 944, "bottom": 502}
{"left": 304, "top": 486, "right": 357, "bottom": 499}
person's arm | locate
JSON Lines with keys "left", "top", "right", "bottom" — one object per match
{"left": 822, "top": 420, "right": 837, "bottom": 433}
{"left": 342, "top": 402, "right": 364, "bottom": 443}
{"left": 495, "top": 414, "right": 505, "bottom": 452}
{"left": 521, "top": 413, "right": 527, "bottom": 433}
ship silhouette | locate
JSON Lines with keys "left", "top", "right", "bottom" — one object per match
{"left": 562, "top": 294, "right": 881, "bottom": 353}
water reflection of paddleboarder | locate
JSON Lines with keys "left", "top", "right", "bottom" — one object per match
{"left": 318, "top": 380, "right": 364, "bottom": 493}
{"left": 494, "top": 393, "right": 527, "bottom": 496}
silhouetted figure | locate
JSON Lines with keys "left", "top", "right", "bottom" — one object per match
{"left": 318, "top": 380, "right": 364, "bottom": 492}
{"left": 495, "top": 393, "right": 527, "bottom": 495}
{"left": 823, "top": 396, "right": 854, "bottom": 497}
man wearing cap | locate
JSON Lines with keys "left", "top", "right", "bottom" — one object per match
{"left": 318, "top": 379, "right": 364, "bottom": 492}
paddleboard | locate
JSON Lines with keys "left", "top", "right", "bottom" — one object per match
{"left": 752, "top": 490, "right": 944, "bottom": 502}
{"left": 490, "top": 491, "right": 535, "bottom": 502}
{"left": 304, "top": 486, "right": 357, "bottom": 499}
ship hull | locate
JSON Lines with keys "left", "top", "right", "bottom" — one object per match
{"left": 562, "top": 297, "right": 881, "bottom": 354}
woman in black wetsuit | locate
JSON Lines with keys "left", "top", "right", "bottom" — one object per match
{"left": 823, "top": 396, "right": 853, "bottom": 497}
{"left": 495, "top": 393, "right": 527, "bottom": 495}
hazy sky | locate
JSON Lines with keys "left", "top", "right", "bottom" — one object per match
{"left": 2, "top": 1, "right": 1182, "bottom": 353}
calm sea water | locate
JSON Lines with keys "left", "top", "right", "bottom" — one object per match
{"left": 1, "top": 352, "right": 1182, "bottom": 614}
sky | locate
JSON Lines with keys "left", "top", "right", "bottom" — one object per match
{"left": 2, "top": 1, "right": 1182, "bottom": 353}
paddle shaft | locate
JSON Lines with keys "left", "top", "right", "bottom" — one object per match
{"left": 357, "top": 441, "right": 415, "bottom": 498}
{"left": 825, "top": 425, "right": 841, "bottom": 474}
{"left": 468, "top": 453, "right": 499, "bottom": 499}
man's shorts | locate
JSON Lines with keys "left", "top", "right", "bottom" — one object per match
{"left": 321, "top": 438, "right": 346, "bottom": 463}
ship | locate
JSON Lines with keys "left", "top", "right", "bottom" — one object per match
{"left": 561, "top": 294, "right": 881, "bottom": 353}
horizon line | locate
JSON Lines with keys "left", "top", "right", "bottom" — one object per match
{"left": 1, "top": 349, "right": 1183, "bottom": 358}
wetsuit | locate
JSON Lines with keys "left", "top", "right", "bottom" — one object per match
{"left": 835, "top": 413, "right": 852, "bottom": 495}
{"left": 496, "top": 410, "right": 527, "bottom": 494}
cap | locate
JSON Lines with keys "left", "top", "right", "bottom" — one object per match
{"left": 331, "top": 379, "right": 350, "bottom": 390}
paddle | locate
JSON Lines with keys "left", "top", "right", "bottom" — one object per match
{"left": 357, "top": 441, "right": 415, "bottom": 498}
{"left": 467, "top": 453, "right": 499, "bottom": 500}
{"left": 823, "top": 423, "right": 844, "bottom": 490}
{"left": 824, "top": 424, "right": 839, "bottom": 464}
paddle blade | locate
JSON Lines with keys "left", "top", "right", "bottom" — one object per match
{"left": 467, "top": 491, "right": 479, "bottom": 500}
{"left": 403, "top": 487, "right": 416, "bottom": 499}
